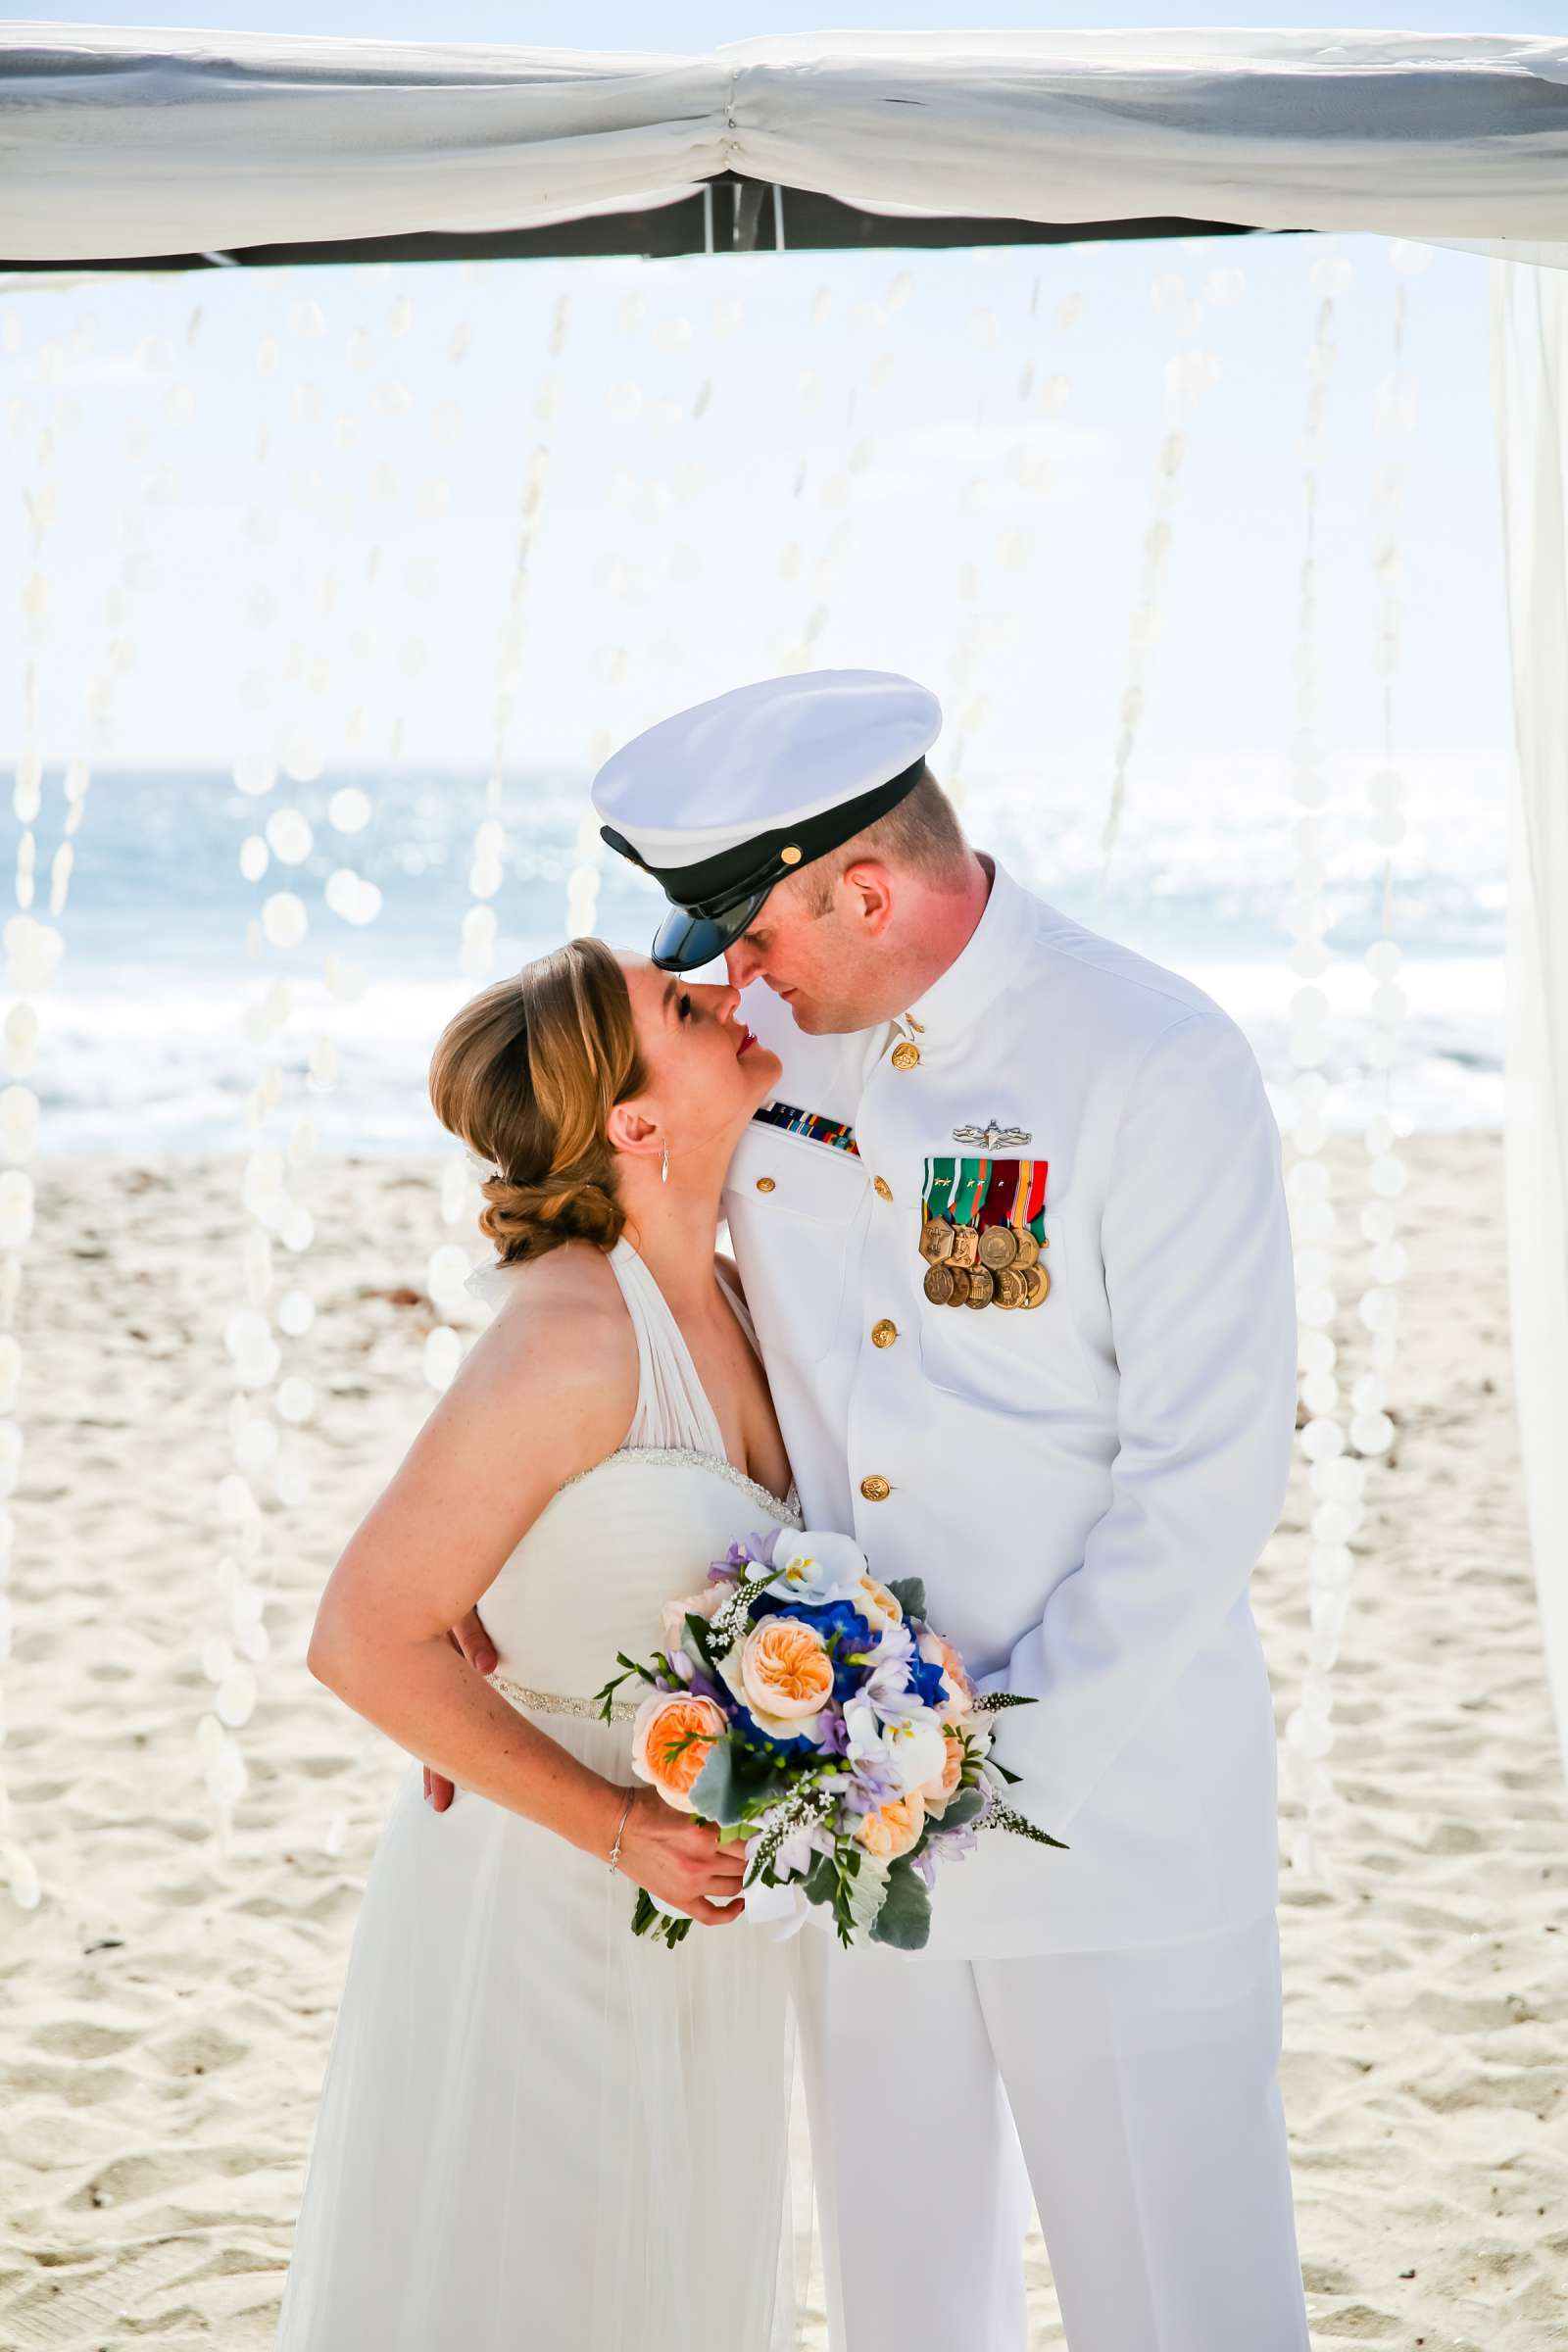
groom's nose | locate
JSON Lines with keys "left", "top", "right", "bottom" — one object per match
{"left": 724, "top": 940, "right": 761, "bottom": 989}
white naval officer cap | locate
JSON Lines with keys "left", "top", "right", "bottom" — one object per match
{"left": 591, "top": 668, "right": 943, "bottom": 972}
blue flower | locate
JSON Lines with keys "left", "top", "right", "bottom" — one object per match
{"left": 725, "top": 1696, "right": 821, "bottom": 1754}
{"left": 904, "top": 1649, "right": 950, "bottom": 1714}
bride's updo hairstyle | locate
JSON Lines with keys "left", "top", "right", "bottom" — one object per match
{"left": 428, "top": 937, "right": 649, "bottom": 1265}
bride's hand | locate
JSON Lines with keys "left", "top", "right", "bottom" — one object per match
{"left": 613, "top": 1787, "right": 749, "bottom": 1928}
{"left": 421, "top": 1609, "right": 500, "bottom": 1811}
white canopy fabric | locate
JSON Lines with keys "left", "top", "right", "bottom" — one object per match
{"left": 1494, "top": 261, "right": 1568, "bottom": 1785}
{"left": 3, "top": 24, "right": 1568, "bottom": 262}
{"left": 4, "top": 24, "right": 1568, "bottom": 1790}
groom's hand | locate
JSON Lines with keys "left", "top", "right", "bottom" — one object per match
{"left": 421, "top": 1609, "right": 499, "bottom": 1811}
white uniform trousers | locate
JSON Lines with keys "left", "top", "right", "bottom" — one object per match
{"left": 795, "top": 1910, "right": 1309, "bottom": 2352}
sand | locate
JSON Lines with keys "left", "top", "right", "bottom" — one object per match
{"left": 1, "top": 1134, "right": 1564, "bottom": 2351}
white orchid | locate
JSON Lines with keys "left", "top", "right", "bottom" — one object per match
{"left": 842, "top": 1690, "right": 949, "bottom": 1797}
{"left": 762, "top": 1529, "right": 866, "bottom": 1608}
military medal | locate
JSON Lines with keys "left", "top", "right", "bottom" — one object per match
{"left": 919, "top": 1150, "right": 1050, "bottom": 1313}
{"left": 923, "top": 1260, "right": 957, "bottom": 1304}
{"left": 978, "top": 1224, "right": 1018, "bottom": 1272}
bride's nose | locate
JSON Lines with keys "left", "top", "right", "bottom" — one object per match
{"left": 705, "top": 982, "right": 742, "bottom": 1023}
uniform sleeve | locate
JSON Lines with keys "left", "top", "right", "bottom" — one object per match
{"left": 975, "top": 1006, "right": 1298, "bottom": 1837}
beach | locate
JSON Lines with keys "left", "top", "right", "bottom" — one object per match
{"left": 1, "top": 1132, "right": 1563, "bottom": 2351}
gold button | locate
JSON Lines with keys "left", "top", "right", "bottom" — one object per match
{"left": 871, "top": 1319, "right": 898, "bottom": 1348}
{"left": 873, "top": 1175, "right": 894, "bottom": 1202}
{"left": 859, "top": 1474, "right": 892, "bottom": 1502}
{"left": 890, "top": 1041, "right": 920, "bottom": 1071}
{"left": 755, "top": 1176, "right": 776, "bottom": 1193}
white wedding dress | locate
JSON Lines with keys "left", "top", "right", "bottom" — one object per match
{"left": 275, "top": 1239, "right": 808, "bottom": 2351}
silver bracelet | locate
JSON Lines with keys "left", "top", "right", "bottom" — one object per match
{"left": 607, "top": 1788, "right": 636, "bottom": 1874}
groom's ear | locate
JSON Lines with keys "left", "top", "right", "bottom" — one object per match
{"left": 840, "top": 858, "right": 897, "bottom": 937}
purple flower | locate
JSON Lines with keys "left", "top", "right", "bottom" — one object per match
{"left": 924, "top": 1817, "right": 980, "bottom": 1866}
{"left": 842, "top": 1754, "right": 902, "bottom": 1816}
{"left": 813, "top": 1707, "right": 851, "bottom": 1758}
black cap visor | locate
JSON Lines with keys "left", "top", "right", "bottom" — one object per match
{"left": 650, "top": 885, "right": 771, "bottom": 973}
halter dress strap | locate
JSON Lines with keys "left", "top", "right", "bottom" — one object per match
{"left": 604, "top": 1238, "right": 734, "bottom": 1461}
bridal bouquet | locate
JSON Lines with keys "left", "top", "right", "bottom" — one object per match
{"left": 593, "top": 1526, "right": 1064, "bottom": 1952}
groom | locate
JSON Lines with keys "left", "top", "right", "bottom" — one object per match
{"left": 446, "top": 669, "right": 1312, "bottom": 2350}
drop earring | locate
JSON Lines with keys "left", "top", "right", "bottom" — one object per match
{"left": 661, "top": 1141, "right": 669, "bottom": 1186}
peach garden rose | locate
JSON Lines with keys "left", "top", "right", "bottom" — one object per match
{"left": 740, "top": 1615, "right": 836, "bottom": 1720}
{"left": 856, "top": 1573, "right": 906, "bottom": 1631}
{"left": 660, "top": 1583, "right": 725, "bottom": 1655}
{"left": 916, "top": 1627, "right": 976, "bottom": 1725}
{"left": 855, "top": 1790, "right": 926, "bottom": 1861}
{"left": 918, "top": 1724, "right": 966, "bottom": 1813}
{"left": 631, "top": 1692, "right": 728, "bottom": 1813}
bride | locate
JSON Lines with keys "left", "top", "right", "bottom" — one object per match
{"left": 275, "top": 937, "right": 806, "bottom": 2351}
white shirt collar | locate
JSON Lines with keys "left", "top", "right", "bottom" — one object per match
{"left": 893, "top": 853, "right": 1033, "bottom": 1053}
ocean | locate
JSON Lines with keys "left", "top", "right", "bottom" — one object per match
{"left": 24, "top": 754, "right": 1504, "bottom": 1156}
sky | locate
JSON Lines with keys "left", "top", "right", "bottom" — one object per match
{"left": 10, "top": 2, "right": 1556, "bottom": 46}
{"left": 1, "top": 1, "right": 1546, "bottom": 795}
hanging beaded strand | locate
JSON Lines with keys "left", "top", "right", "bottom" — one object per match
{"left": 1280, "top": 253, "right": 1353, "bottom": 1881}
{"left": 0, "top": 300, "right": 81, "bottom": 1915}
{"left": 427, "top": 284, "right": 574, "bottom": 1376}
{"left": 1099, "top": 261, "right": 1226, "bottom": 883}
{"left": 1350, "top": 255, "right": 1423, "bottom": 1493}
{"left": 211, "top": 284, "right": 348, "bottom": 1847}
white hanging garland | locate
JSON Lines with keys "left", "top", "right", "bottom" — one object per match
{"left": 0, "top": 302, "right": 78, "bottom": 1913}
{"left": 1285, "top": 245, "right": 1422, "bottom": 1875}
{"left": 1280, "top": 253, "right": 1355, "bottom": 1875}
{"left": 1100, "top": 263, "right": 1226, "bottom": 879}
{"left": 210, "top": 287, "right": 350, "bottom": 1841}
{"left": 426, "top": 286, "right": 574, "bottom": 1381}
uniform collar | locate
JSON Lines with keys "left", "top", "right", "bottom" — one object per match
{"left": 894, "top": 854, "right": 1033, "bottom": 1054}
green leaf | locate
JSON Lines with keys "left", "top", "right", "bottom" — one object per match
{"left": 868, "top": 1858, "right": 932, "bottom": 1950}
{"left": 847, "top": 1852, "right": 891, "bottom": 1936}
{"left": 683, "top": 1611, "right": 717, "bottom": 1671}
{"left": 803, "top": 1852, "right": 838, "bottom": 1907}
{"left": 688, "top": 1740, "right": 746, "bottom": 1827}
{"left": 886, "top": 1576, "right": 927, "bottom": 1621}
{"left": 592, "top": 1656, "right": 655, "bottom": 1721}
{"left": 932, "top": 1785, "right": 986, "bottom": 1833}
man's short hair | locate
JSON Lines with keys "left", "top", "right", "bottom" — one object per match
{"left": 790, "top": 766, "right": 969, "bottom": 916}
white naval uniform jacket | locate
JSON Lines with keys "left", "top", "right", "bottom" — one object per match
{"left": 720, "top": 857, "right": 1298, "bottom": 1958}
